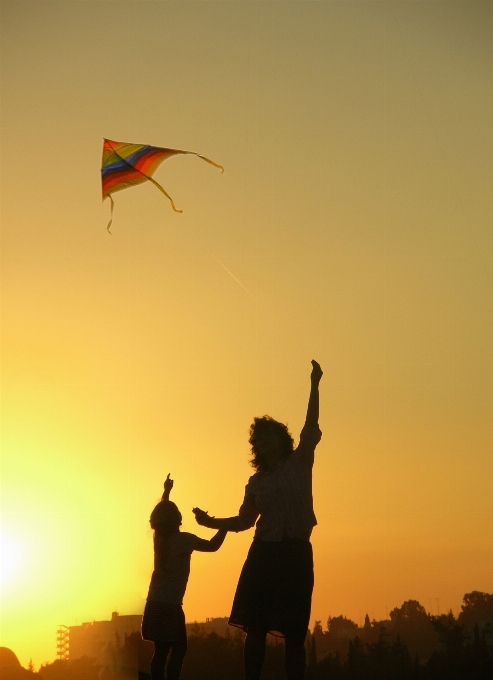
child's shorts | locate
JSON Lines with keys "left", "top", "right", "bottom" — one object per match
{"left": 141, "top": 601, "right": 187, "bottom": 644}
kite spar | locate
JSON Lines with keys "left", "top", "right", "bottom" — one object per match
{"left": 101, "top": 139, "right": 224, "bottom": 233}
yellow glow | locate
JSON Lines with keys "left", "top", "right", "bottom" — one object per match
{"left": 0, "top": 533, "right": 24, "bottom": 584}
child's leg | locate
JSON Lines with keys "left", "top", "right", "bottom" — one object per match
{"left": 284, "top": 635, "right": 306, "bottom": 680}
{"left": 166, "top": 642, "right": 187, "bottom": 680}
{"left": 244, "top": 628, "right": 267, "bottom": 680}
{"left": 150, "top": 641, "right": 170, "bottom": 680}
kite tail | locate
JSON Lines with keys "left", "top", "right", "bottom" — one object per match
{"left": 193, "top": 153, "right": 225, "bottom": 174}
{"left": 106, "top": 194, "right": 114, "bottom": 234}
{"left": 147, "top": 176, "right": 183, "bottom": 213}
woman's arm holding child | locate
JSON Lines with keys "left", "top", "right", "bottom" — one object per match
{"left": 193, "top": 486, "right": 258, "bottom": 532}
{"left": 194, "top": 527, "right": 228, "bottom": 552}
{"left": 192, "top": 510, "right": 238, "bottom": 531}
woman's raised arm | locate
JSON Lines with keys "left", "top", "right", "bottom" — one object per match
{"left": 305, "top": 360, "right": 323, "bottom": 427}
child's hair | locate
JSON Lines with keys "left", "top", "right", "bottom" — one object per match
{"left": 150, "top": 501, "right": 182, "bottom": 569}
{"left": 248, "top": 415, "right": 295, "bottom": 472}
{"left": 150, "top": 500, "right": 182, "bottom": 532}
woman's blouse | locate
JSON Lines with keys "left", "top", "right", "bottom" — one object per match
{"left": 230, "top": 425, "right": 322, "bottom": 541}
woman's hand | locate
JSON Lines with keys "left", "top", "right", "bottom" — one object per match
{"left": 192, "top": 507, "right": 216, "bottom": 528}
{"left": 305, "top": 361, "right": 322, "bottom": 427}
{"left": 311, "top": 360, "right": 323, "bottom": 384}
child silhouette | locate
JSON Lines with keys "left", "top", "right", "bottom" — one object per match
{"left": 142, "top": 474, "right": 228, "bottom": 680}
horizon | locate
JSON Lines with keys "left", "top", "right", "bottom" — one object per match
{"left": 7, "top": 589, "right": 492, "bottom": 671}
{"left": 4, "top": 585, "right": 488, "bottom": 667}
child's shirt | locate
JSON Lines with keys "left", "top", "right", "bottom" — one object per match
{"left": 147, "top": 531, "right": 206, "bottom": 605}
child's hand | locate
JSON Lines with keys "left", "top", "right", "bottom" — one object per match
{"left": 192, "top": 507, "right": 215, "bottom": 528}
{"left": 162, "top": 473, "right": 174, "bottom": 500}
{"left": 310, "top": 360, "right": 323, "bottom": 384}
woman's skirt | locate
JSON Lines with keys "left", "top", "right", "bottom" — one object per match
{"left": 229, "top": 537, "right": 314, "bottom": 644}
{"left": 141, "top": 601, "right": 187, "bottom": 644}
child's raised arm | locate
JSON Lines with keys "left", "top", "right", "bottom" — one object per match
{"left": 162, "top": 473, "right": 174, "bottom": 501}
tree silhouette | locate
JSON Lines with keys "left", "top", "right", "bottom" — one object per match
{"left": 327, "top": 616, "right": 358, "bottom": 636}
{"left": 305, "top": 632, "right": 318, "bottom": 679}
{"left": 389, "top": 599, "right": 437, "bottom": 661}
{"left": 38, "top": 656, "right": 101, "bottom": 680}
{"left": 311, "top": 620, "right": 332, "bottom": 658}
{"left": 458, "top": 591, "right": 493, "bottom": 631}
{"left": 427, "top": 612, "right": 493, "bottom": 680}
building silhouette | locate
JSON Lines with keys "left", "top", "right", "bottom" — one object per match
{"left": 68, "top": 611, "right": 143, "bottom": 663}
{"left": 65, "top": 612, "right": 234, "bottom": 665}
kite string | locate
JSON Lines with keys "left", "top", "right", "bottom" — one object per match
{"left": 202, "top": 245, "right": 262, "bottom": 305}
{"left": 173, "top": 207, "right": 263, "bottom": 306}
{"left": 178, "top": 209, "right": 318, "bottom": 490}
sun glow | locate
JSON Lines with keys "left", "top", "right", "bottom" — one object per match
{"left": 0, "top": 533, "right": 23, "bottom": 584}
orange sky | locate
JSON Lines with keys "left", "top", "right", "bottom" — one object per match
{"left": 1, "top": 0, "right": 492, "bottom": 669}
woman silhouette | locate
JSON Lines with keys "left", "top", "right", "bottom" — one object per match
{"left": 193, "top": 360, "right": 323, "bottom": 680}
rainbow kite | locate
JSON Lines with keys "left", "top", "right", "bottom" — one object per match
{"left": 101, "top": 139, "right": 224, "bottom": 233}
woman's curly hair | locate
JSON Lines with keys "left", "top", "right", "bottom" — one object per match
{"left": 248, "top": 416, "right": 295, "bottom": 472}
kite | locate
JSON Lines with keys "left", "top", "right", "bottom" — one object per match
{"left": 101, "top": 139, "right": 224, "bottom": 233}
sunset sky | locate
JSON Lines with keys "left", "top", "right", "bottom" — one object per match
{"left": 1, "top": 0, "right": 492, "bottom": 669}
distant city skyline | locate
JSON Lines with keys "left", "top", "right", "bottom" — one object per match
{"left": 15, "top": 591, "right": 493, "bottom": 676}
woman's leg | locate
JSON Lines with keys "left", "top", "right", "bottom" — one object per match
{"left": 244, "top": 629, "right": 267, "bottom": 680}
{"left": 284, "top": 636, "right": 306, "bottom": 680}
{"left": 150, "top": 641, "right": 170, "bottom": 680}
{"left": 166, "top": 642, "right": 187, "bottom": 680}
